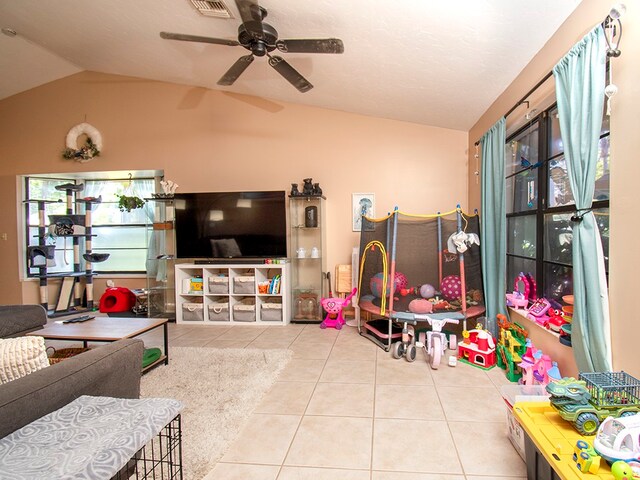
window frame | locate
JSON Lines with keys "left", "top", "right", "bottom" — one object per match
{"left": 505, "top": 104, "right": 610, "bottom": 302}
{"left": 23, "top": 174, "right": 157, "bottom": 278}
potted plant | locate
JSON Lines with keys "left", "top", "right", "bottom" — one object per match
{"left": 116, "top": 194, "right": 145, "bottom": 212}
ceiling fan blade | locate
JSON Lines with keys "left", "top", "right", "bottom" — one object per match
{"left": 268, "top": 55, "right": 313, "bottom": 93}
{"left": 160, "top": 31, "right": 239, "bottom": 47}
{"left": 235, "top": 0, "right": 264, "bottom": 40}
{"left": 217, "top": 55, "right": 255, "bottom": 86}
{"left": 275, "top": 38, "right": 344, "bottom": 54}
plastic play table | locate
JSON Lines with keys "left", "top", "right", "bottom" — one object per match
{"left": 513, "top": 401, "right": 616, "bottom": 480}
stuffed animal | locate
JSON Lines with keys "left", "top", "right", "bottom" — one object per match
{"left": 447, "top": 231, "right": 480, "bottom": 253}
{"left": 408, "top": 298, "right": 433, "bottom": 314}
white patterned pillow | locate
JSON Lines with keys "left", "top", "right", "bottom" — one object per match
{"left": 0, "top": 336, "right": 49, "bottom": 384}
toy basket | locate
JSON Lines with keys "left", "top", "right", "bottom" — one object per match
{"left": 207, "top": 301, "right": 229, "bottom": 321}
{"left": 261, "top": 300, "right": 282, "bottom": 321}
{"left": 233, "top": 276, "right": 255, "bottom": 294}
{"left": 46, "top": 346, "right": 91, "bottom": 365}
{"left": 208, "top": 276, "right": 229, "bottom": 294}
{"left": 233, "top": 298, "right": 256, "bottom": 322}
{"left": 182, "top": 302, "right": 204, "bottom": 321}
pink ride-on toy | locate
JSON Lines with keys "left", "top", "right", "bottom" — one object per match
{"left": 320, "top": 288, "right": 357, "bottom": 330}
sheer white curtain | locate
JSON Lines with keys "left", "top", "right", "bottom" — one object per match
{"left": 83, "top": 178, "right": 156, "bottom": 272}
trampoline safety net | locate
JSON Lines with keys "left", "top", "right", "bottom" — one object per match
{"left": 357, "top": 209, "right": 484, "bottom": 318}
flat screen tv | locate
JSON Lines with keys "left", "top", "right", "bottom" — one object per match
{"left": 174, "top": 191, "right": 287, "bottom": 260}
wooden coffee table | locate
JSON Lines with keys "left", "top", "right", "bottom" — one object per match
{"left": 28, "top": 316, "right": 169, "bottom": 372}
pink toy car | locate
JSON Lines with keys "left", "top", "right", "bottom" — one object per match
{"left": 320, "top": 288, "right": 357, "bottom": 330}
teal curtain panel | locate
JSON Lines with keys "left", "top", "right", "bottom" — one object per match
{"left": 480, "top": 117, "right": 507, "bottom": 337}
{"left": 553, "top": 25, "right": 611, "bottom": 372}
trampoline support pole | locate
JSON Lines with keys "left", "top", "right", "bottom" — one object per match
{"left": 456, "top": 207, "right": 467, "bottom": 315}
{"left": 437, "top": 213, "right": 443, "bottom": 285}
{"left": 387, "top": 208, "right": 399, "bottom": 349}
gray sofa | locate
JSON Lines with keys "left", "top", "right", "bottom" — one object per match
{"left": 0, "top": 305, "right": 144, "bottom": 438}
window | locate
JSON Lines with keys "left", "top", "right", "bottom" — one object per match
{"left": 24, "top": 174, "right": 156, "bottom": 277}
{"left": 505, "top": 106, "right": 610, "bottom": 303}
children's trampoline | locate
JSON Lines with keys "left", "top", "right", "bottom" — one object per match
{"left": 356, "top": 207, "right": 485, "bottom": 351}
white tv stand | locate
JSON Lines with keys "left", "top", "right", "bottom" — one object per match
{"left": 175, "top": 262, "right": 289, "bottom": 325}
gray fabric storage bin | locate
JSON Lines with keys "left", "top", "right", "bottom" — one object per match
{"left": 261, "top": 301, "right": 282, "bottom": 321}
{"left": 233, "top": 276, "right": 255, "bottom": 294}
{"left": 208, "top": 276, "right": 229, "bottom": 294}
{"left": 207, "top": 301, "right": 229, "bottom": 321}
{"left": 233, "top": 298, "right": 255, "bottom": 322}
{"left": 182, "top": 303, "right": 204, "bottom": 321}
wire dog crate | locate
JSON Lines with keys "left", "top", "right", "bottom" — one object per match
{"left": 112, "top": 415, "right": 183, "bottom": 480}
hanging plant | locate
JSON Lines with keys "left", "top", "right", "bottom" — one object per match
{"left": 116, "top": 194, "right": 145, "bottom": 212}
{"left": 62, "top": 123, "right": 102, "bottom": 162}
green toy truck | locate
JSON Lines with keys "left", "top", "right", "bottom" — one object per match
{"left": 546, "top": 371, "right": 640, "bottom": 435}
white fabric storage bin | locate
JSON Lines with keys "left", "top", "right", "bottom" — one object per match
{"left": 233, "top": 276, "right": 255, "bottom": 294}
{"left": 208, "top": 301, "right": 229, "bottom": 321}
{"left": 261, "top": 301, "right": 282, "bottom": 321}
{"left": 208, "top": 276, "right": 229, "bottom": 294}
{"left": 233, "top": 298, "right": 256, "bottom": 322}
{"left": 182, "top": 303, "right": 204, "bottom": 321}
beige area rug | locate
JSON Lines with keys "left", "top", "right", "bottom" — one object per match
{"left": 140, "top": 347, "right": 292, "bottom": 480}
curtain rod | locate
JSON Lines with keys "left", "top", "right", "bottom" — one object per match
{"left": 473, "top": 70, "right": 553, "bottom": 147}
{"left": 474, "top": 11, "right": 622, "bottom": 147}
{"left": 503, "top": 70, "right": 554, "bottom": 119}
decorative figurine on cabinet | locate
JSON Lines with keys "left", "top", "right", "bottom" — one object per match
{"left": 160, "top": 179, "right": 179, "bottom": 197}
{"left": 290, "top": 178, "right": 323, "bottom": 197}
{"left": 302, "top": 178, "right": 314, "bottom": 196}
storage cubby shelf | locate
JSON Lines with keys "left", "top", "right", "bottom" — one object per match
{"left": 175, "top": 263, "right": 289, "bottom": 325}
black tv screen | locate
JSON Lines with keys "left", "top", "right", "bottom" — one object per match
{"left": 174, "top": 191, "right": 287, "bottom": 259}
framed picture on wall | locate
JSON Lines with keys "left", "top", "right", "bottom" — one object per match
{"left": 352, "top": 193, "right": 375, "bottom": 232}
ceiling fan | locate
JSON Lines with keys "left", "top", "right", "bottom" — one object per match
{"left": 160, "top": 0, "right": 344, "bottom": 93}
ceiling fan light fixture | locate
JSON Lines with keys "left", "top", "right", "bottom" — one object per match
{"left": 252, "top": 42, "right": 267, "bottom": 56}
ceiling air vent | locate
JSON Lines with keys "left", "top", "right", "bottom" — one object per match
{"left": 189, "top": 0, "right": 234, "bottom": 18}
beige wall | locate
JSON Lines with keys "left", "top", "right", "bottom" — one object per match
{"left": 468, "top": 0, "right": 640, "bottom": 377}
{"left": 0, "top": 71, "right": 468, "bottom": 306}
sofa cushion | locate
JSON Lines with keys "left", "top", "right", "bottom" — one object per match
{"left": 0, "top": 338, "right": 144, "bottom": 439}
{"left": 0, "top": 336, "right": 49, "bottom": 384}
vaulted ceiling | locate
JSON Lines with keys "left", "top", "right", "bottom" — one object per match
{"left": 0, "top": 0, "right": 582, "bottom": 130}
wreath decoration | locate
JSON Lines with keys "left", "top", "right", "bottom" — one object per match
{"left": 62, "top": 122, "right": 102, "bottom": 163}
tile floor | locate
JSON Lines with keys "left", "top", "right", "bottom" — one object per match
{"left": 144, "top": 321, "right": 527, "bottom": 480}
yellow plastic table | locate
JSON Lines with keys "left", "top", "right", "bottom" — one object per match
{"left": 513, "top": 401, "right": 615, "bottom": 480}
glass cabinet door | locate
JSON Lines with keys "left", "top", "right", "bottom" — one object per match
{"left": 289, "top": 196, "right": 326, "bottom": 322}
{"left": 146, "top": 198, "right": 176, "bottom": 319}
